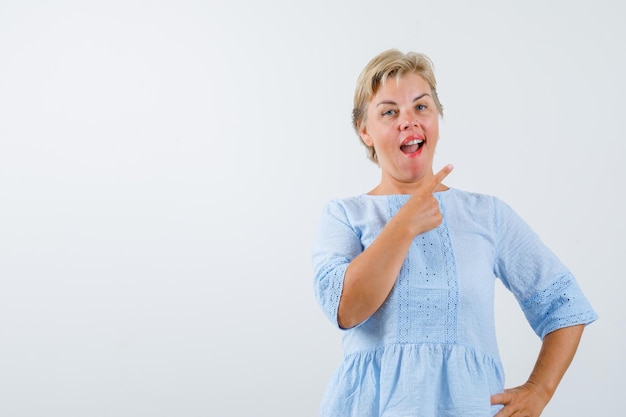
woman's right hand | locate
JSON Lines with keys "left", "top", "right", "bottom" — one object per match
{"left": 400, "top": 164, "right": 454, "bottom": 236}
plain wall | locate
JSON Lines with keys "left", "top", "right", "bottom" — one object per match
{"left": 1, "top": 0, "right": 624, "bottom": 416}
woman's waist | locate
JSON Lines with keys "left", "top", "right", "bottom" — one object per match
{"left": 341, "top": 341, "right": 502, "bottom": 372}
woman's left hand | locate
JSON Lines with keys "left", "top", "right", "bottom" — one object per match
{"left": 491, "top": 325, "right": 585, "bottom": 416}
{"left": 490, "top": 382, "right": 550, "bottom": 417}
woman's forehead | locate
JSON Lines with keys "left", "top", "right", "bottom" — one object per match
{"left": 373, "top": 73, "right": 431, "bottom": 100}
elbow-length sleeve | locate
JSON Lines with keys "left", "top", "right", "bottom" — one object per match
{"left": 492, "top": 198, "right": 598, "bottom": 339}
{"left": 311, "top": 200, "right": 363, "bottom": 328}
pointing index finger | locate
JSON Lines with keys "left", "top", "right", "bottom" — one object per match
{"left": 429, "top": 164, "right": 454, "bottom": 192}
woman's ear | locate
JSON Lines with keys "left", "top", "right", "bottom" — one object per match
{"left": 358, "top": 124, "right": 373, "bottom": 147}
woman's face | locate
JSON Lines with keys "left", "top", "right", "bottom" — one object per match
{"left": 359, "top": 72, "right": 440, "bottom": 193}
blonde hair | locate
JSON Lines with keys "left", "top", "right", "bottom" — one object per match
{"left": 352, "top": 49, "right": 443, "bottom": 163}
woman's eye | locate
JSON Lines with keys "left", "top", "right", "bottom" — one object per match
{"left": 416, "top": 104, "right": 427, "bottom": 111}
{"left": 382, "top": 109, "right": 396, "bottom": 117}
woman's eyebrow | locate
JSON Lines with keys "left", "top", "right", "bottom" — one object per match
{"left": 413, "top": 93, "right": 430, "bottom": 102}
{"left": 376, "top": 93, "right": 431, "bottom": 107}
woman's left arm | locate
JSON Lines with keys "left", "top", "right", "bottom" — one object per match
{"left": 491, "top": 324, "right": 585, "bottom": 417}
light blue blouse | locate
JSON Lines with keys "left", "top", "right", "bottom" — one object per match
{"left": 311, "top": 188, "right": 597, "bottom": 417}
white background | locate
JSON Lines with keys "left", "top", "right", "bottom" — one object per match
{"left": 1, "top": 1, "right": 624, "bottom": 416}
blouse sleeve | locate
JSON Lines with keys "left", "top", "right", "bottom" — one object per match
{"left": 311, "top": 200, "right": 364, "bottom": 329}
{"left": 493, "top": 198, "right": 598, "bottom": 339}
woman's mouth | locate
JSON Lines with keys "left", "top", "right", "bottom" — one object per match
{"left": 400, "top": 138, "right": 424, "bottom": 154}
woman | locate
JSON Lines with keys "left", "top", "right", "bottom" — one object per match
{"left": 311, "top": 49, "right": 597, "bottom": 417}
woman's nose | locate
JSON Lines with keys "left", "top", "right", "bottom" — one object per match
{"left": 400, "top": 119, "right": 418, "bottom": 130}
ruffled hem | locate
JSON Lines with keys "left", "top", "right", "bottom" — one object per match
{"left": 320, "top": 343, "right": 505, "bottom": 417}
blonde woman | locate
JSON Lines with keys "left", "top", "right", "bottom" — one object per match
{"left": 312, "top": 49, "right": 597, "bottom": 417}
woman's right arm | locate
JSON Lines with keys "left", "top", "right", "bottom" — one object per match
{"left": 337, "top": 166, "right": 453, "bottom": 328}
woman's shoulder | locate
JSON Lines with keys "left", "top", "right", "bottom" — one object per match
{"left": 322, "top": 194, "right": 424, "bottom": 235}
{"left": 440, "top": 188, "right": 518, "bottom": 223}
{"left": 322, "top": 193, "right": 398, "bottom": 219}
{"left": 324, "top": 193, "right": 398, "bottom": 208}
{"left": 443, "top": 188, "right": 530, "bottom": 231}
{"left": 440, "top": 187, "right": 501, "bottom": 206}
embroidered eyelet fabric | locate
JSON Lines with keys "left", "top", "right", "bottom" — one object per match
{"left": 311, "top": 188, "right": 597, "bottom": 417}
